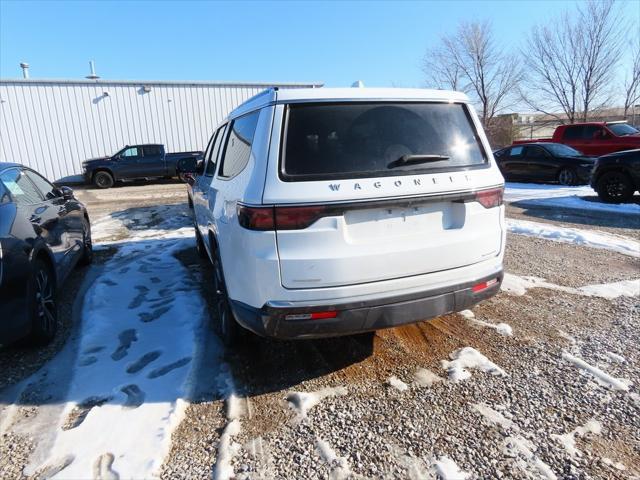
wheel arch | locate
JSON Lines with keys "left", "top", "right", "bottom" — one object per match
{"left": 30, "top": 243, "right": 58, "bottom": 289}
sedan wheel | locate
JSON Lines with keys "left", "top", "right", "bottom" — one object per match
{"left": 558, "top": 168, "right": 577, "bottom": 186}
{"left": 28, "top": 259, "right": 58, "bottom": 345}
{"left": 596, "top": 171, "right": 634, "bottom": 203}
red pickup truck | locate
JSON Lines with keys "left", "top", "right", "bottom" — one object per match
{"left": 514, "top": 122, "right": 640, "bottom": 156}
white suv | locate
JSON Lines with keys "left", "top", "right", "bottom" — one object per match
{"left": 188, "top": 88, "right": 505, "bottom": 344}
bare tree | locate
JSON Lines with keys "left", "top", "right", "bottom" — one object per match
{"left": 522, "top": 0, "right": 622, "bottom": 123}
{"left": 423, "top": 21, "right": 522, "bottom": 129}
{"left": 623, "top": 37, "right": 640, "bottom": 119}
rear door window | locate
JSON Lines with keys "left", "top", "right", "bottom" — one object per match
{"left": 205, "top": 125, "right": 227, "bottom": 177}
{"left": 509, "top": 146, "right": 524, "bottom": 157}
{"left": 0, "top": 168, "right": 45, "bottom": 205}
{"left": 142, "top": 145, "right": 162, "bottom": 156}
{"left": 562, "top": 126, "right": 583, "bottom": 140}
{"left": 219, "top": 111, "right": 260, "bottom": 178}
{"left": 281, "top": 102, "right": 487, "bottom": 181}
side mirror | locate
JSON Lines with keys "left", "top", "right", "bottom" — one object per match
{"left": 60, "top": 186, "right": 74, "bottom": 200}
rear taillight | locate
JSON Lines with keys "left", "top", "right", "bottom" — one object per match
{"left": 284, "top": 311, "right": 338, "bottom": 321}
{"left": 275, "top": 206, "right": 327, "bottom": 230}
{"left": 237, "top": 205, "right": 275, "bottom": 230}
{"left": 475, "top": 187, "right": 503, "bottom": 209}
{"left": 237, "top": 204, "right": 327, "bottom": 231}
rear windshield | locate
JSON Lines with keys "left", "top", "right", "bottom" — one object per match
{"left": 281, "top": 102, "right": 487, "bottom": 181}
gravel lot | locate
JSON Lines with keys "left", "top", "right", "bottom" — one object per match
{"left": 0, "top": 182, "right": 638, "bottom": 479}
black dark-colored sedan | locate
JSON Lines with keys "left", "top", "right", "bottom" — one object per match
{"left": 591, "top": 149, "right": 640, "bottom": 203}
{"left": 0, "top": 163, "right": 92, "bottom": 346}
{"left": 493, "top": 143, "right": 595, "bottom": 185}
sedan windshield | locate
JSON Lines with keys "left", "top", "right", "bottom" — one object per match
{"left": 608, "top": 123, "right": 639, "bottom": 136}
{"left": 545, "top": 143, "right": 582, "bottom": 157}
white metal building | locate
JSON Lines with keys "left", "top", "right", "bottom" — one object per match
{"left": 0, "top": 79, "right": 321, "bottom": 181}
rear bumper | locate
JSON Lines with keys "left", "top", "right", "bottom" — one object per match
{"left": 230, "top": 270, "right": 503, "bottom": 339}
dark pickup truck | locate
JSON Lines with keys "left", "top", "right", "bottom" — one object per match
{"left": 82, "top": 144, "right": 203, "bottom": 188}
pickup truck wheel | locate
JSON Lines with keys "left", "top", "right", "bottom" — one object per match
{"left": 596, "top": 171, "right": 634, "bottom": 203}
{"left": 27, "top": 258, "right": 58, "bottom": 345}
{"left": 212, "top": 251, "right": 240, "bottom": 346}
{"left": 558, "top": 168, "right": 577, "bottom": 186}
{"left": 93, "top": 171, "right": 114, "bottom": 189}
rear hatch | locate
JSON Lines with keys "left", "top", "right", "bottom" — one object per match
{"left": 262, "top": 101, "right": 503, "bottom": 289}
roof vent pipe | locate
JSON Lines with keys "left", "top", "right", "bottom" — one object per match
{"left": 19, "top": 62, "right": 30, "bottom": 79}
{"left": 86, "top": 60, "right": 100, "bottom": 80}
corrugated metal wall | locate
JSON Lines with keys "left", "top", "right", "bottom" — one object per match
{"left": 0, "top": 79, "right": 319, "bottom": 181}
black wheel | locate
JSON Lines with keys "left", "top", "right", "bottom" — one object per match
{"left": 78, "top": 217, "right": 93, "bottom": 265}
{"left": 558, "top": 168, "right": 577, "bottom": 186}
{"left": 187, "top": 194, "right": 194, "bottom": 209}
{"left": 93, "top": 171, "right": 114, "bottom": 189}
{"left": 596, "top": 171, "right": 635, "bottom": 203}
{"left": 27, "top": 258, "right": 58, "bottom": 345}
{"left": 194, "top": 225, "right": 207, "bottom": 259}
{"left": 211, "top": 247, "right": 240, "bottom": 346}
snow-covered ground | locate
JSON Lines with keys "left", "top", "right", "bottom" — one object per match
{"left": 0, "top": 204, "right": 229, "bottom": 479}
{"left": 504, "top": 182, "right": 640, "bottom": 214}
{"left": 507, "top": 218, "right": 640, "bottom": 257}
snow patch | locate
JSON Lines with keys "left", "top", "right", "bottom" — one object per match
{"left": 551, "top": 419, "right": 602, "bottom": 458}
{"left": 414, "top": 368, "right": 444, "bottom": 387}
{"left": 562, "top": 352, "right": 631, "bottom": 391}
{"left": 605, "top": 352, "right": 626, "bottom": 363}
{"left": 387, "top": 376, "right": 409, "bottom": 392}
{"left": 460, "top": 310, "right": 513, "bottom": 336}
{"left": 432, "top": 456, "right": 470, "bottom": 480}
{"left": 315, "top": 437, "right": 352, "bottom": 480}
{"left": 213, "top": 419, "right": 242, "bottom": 480}
{"left": 504, "top": 435, "right": 558, "bottom": 480}
{"left": 502, "top": 273, "right": 639, "bottom": 300}
{"left": 473, "top": 403, "right": 517, "bottom": 431}
{"left": 286, "top": 386, "right": 348, "bottom": 418}
{"left": 441, "top": 347, "right": 506, "bottom": 382}
{"left": 507, "top": 218, "right": 640, "bottom": 258}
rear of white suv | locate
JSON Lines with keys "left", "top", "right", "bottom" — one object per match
{"left": 190, "top": 88, "right": 505, "bottom": 343}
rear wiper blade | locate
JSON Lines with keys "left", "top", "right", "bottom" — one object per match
{"left": 387, "top": 154, "right": 450, "bottom": 169}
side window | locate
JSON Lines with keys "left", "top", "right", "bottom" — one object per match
{"left": 142, "top": 145, "right": 162, "bottom": 156}
{"left": 0, "top": 168, "right": 45, "bottom": 205}
{"left": 122, "top": 147, "right": 140, "bottom": 157}
{"left": 582, "top": 125, "right": 601, "bottom": 139}
{"left": 509, "top": 146, "right": 524, "bottom": 157}
{"left": 204, "top": 125, "right": 227, "bottom": 177}
{"left": 562, "top": 126, "right": 583, "bottom": 140}
{"left": 24, "top": 170, "right": 57, "bottom": 200}
{"left": 219, "top": 111, "right": 260, "bottom": 178}
{"left": 526, "top": 146, "right": 546, "bottom": 158}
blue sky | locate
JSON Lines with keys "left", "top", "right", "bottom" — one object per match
{"left": 1, "top": 0, "right": 638, "bottom": 87}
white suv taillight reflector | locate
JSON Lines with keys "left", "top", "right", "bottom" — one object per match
{"left": 237, "top": 204, "right": 327, "bottom": 231}
{"left": 475, "top": 187, "right": 504, "bottom": 209}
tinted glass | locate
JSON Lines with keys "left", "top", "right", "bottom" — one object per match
{"left": 608, "top": 123, "right": 639, "bottom": 136}
{"left": 0, "top": 168, "right": 44, "bottom": 204}
{"left": 282, "top": 102, "right": 486, "bottom": 180}
{"left": 562, "top": 126, "right": 583, "bottom": 140}
{"left": 526, "top": 146, "right": 546, "bottom": 158}
{"left": 143, "top": 145, "right": 162, "bottom": 156}
{"left": 122, "top": 147, "right": 140, "bottom": 157}
{"left": 205, "top": 125, "right": 227, "bottom": 176}
{"left": 220, "top": 111, "right": 260, "bottom": 178}
{"left": 545, "top": 143, "right": 581, "bottom": 156}
{"left": 24, "top": 170, "right": 57, "bottom": 199}
{"left": 582, "top": 125, "right": 601, "bottom": 139}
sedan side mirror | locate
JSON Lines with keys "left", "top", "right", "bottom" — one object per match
{"left": 60, "top": 186, "right": 74, "bottom": 200}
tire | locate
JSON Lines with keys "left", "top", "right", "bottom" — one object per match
{"left": 194, "top": 224, "right": 207, "bottom": 259}
{"left": 557, "top": 168, "right": 577, "bottom": 186}
{"left": 78, "top": 217, "right": 93, "bottom": 266}
{"left": 211, "top": 245, "right": 240, "bottom": 347}
{"left": 93, "top": 171, "right": 114, "bottom": 189}
{"left": 27, "top": 258, "right": 58, "bottom": 345}
{"left": 596, "top": 171, "right": 635, "bottom": 203}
